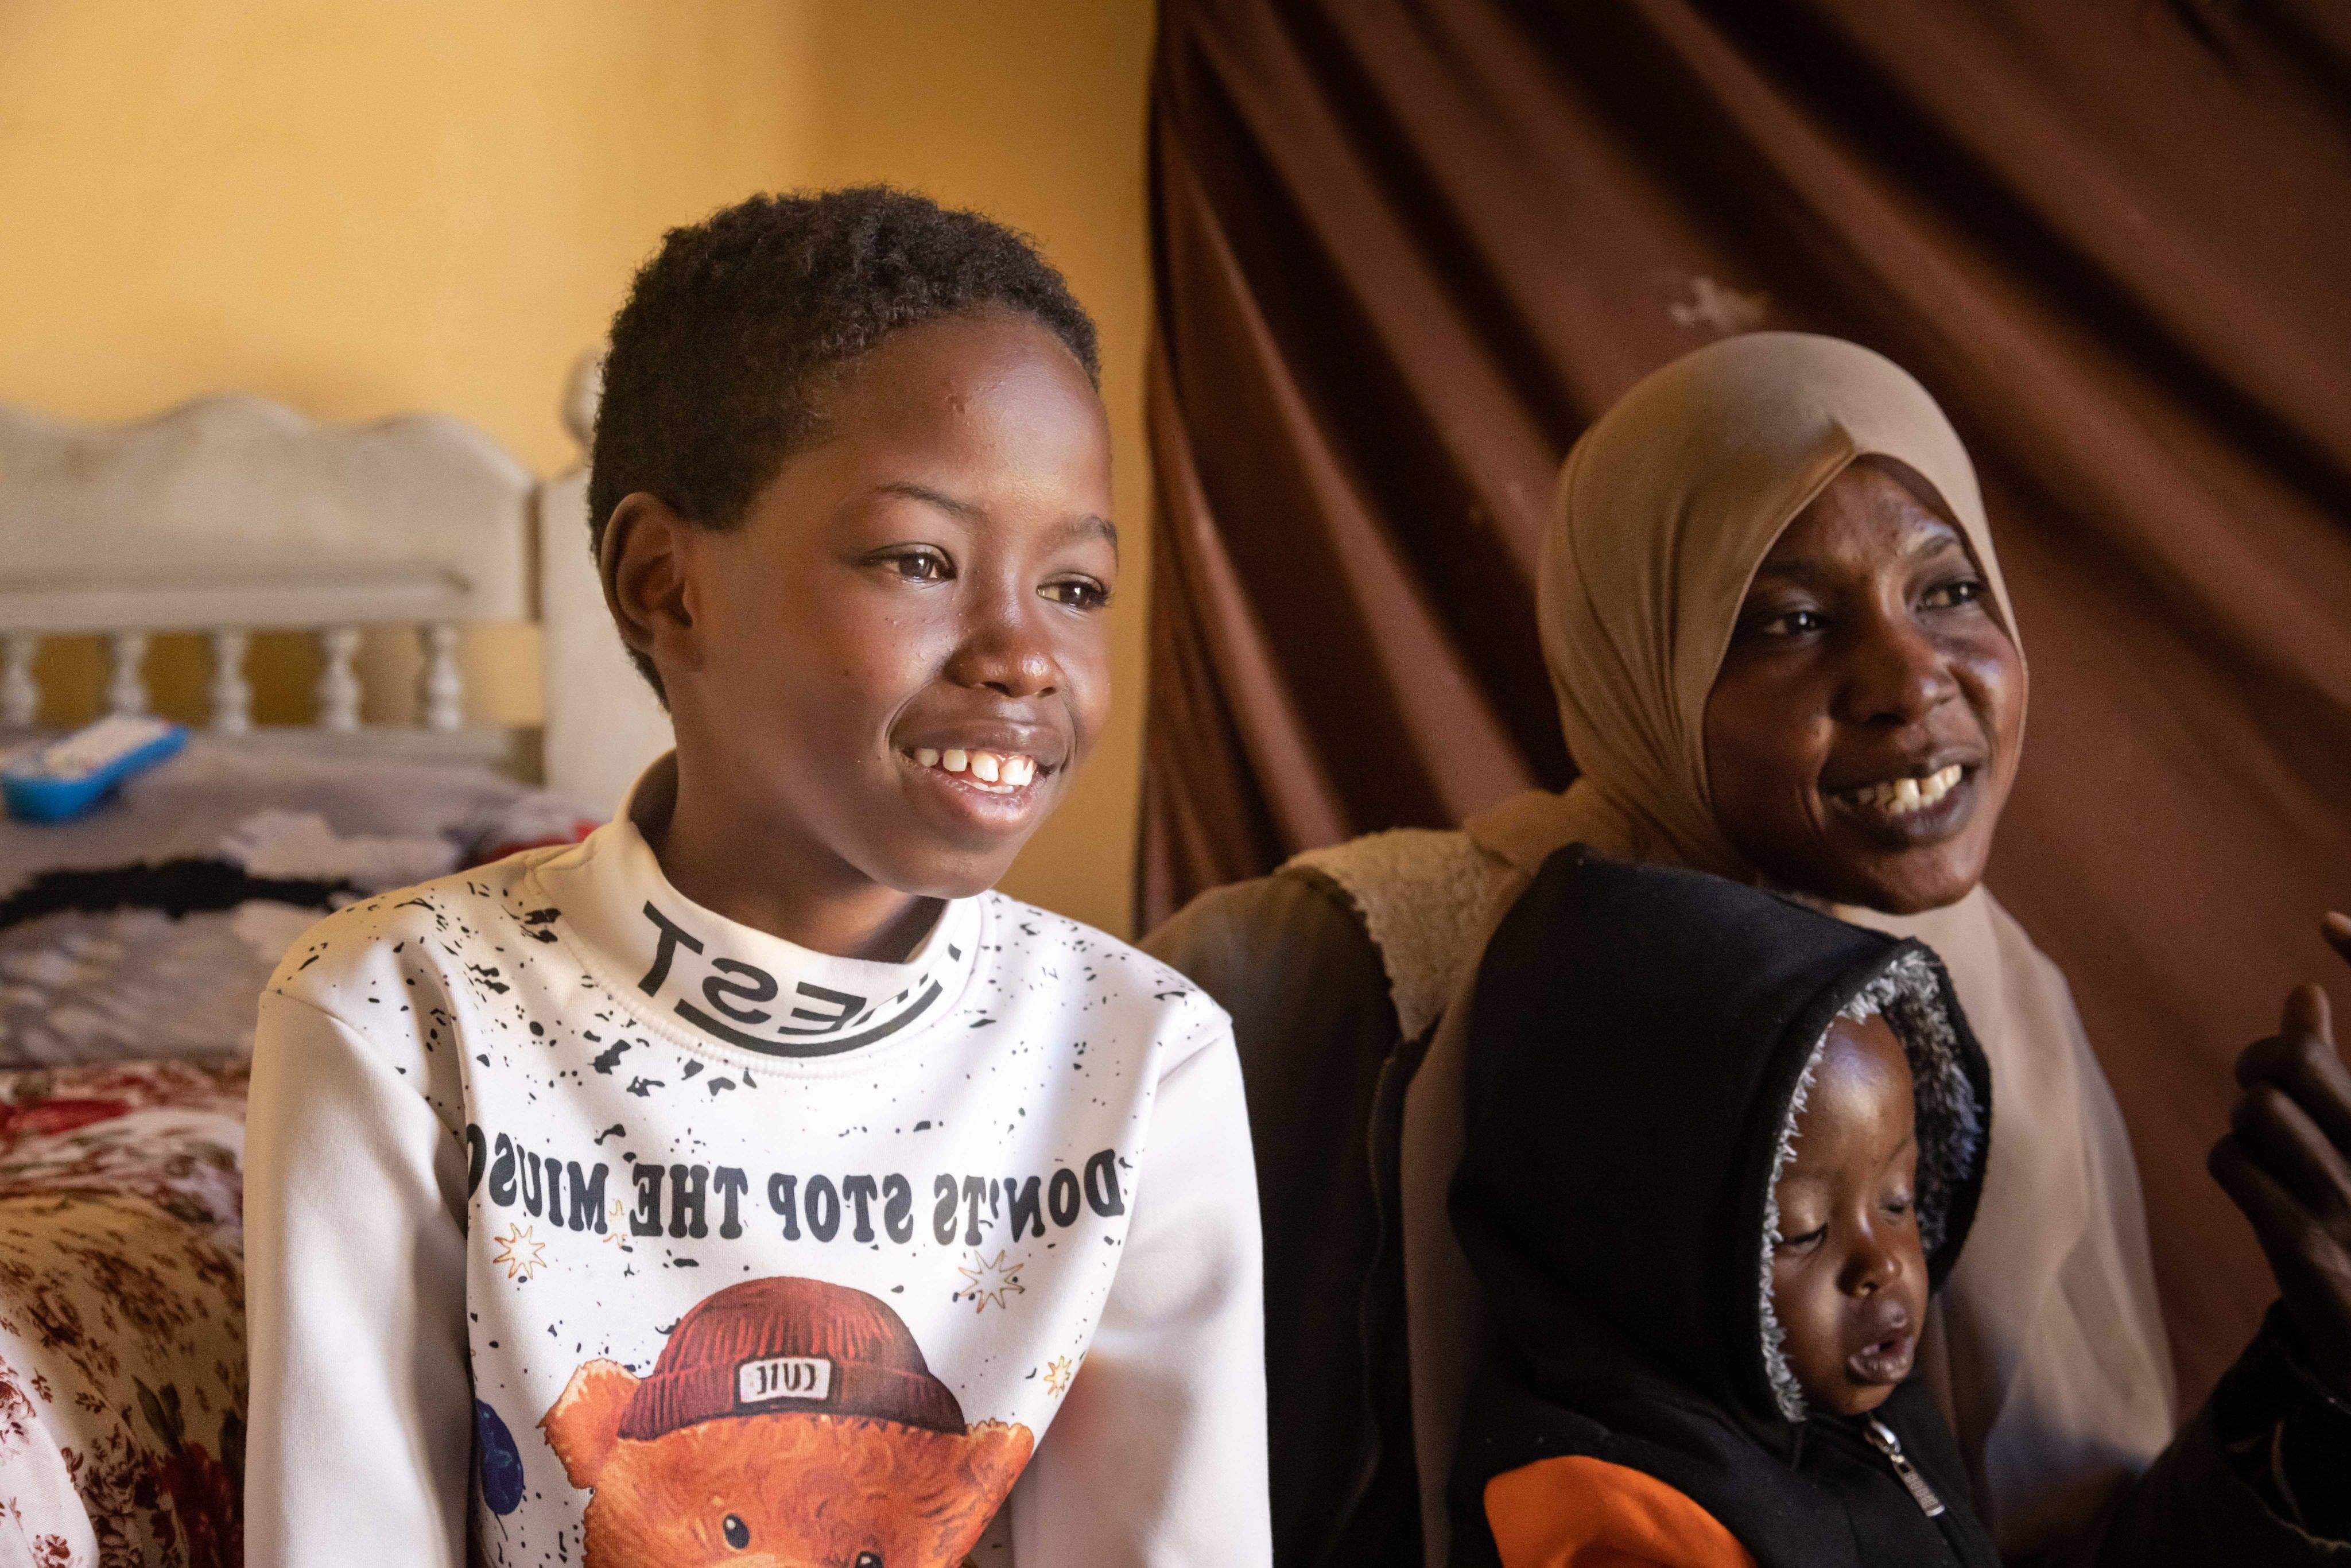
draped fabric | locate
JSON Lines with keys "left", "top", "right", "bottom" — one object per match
{"left": 1139, "top": 0, "right": 2351, "bottom": 1405}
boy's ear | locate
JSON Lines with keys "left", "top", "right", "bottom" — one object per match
{"left": 599, "top": 492, "right": 701, "bottom": 685}
{"left": 540, "top": 1358, "right": 641, "bottom": 1487}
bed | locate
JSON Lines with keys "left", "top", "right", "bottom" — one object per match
{"left": 0, "top": 357, "right": 670, "bottom": 1566}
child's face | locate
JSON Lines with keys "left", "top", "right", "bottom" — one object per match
{"left": 627, "top": 308, "right": 1115, "bottom": 900}
{"left": 1769, "top": 1012, "right": 1929, "bottom": 1417}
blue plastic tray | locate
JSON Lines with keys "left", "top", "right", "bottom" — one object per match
{"left": 3, "top": 723, "right": 188, "bottom": 823}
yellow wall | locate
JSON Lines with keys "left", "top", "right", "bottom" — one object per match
{"left": 0, "top": 0, "right": 1155, "bottom": 935}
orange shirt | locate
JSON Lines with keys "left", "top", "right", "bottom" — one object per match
{"left": 1484, "top": 1455, "right": 1758, "bottom": 1568}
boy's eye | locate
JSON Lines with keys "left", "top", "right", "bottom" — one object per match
{"left": 1041, "top": 576, "right": 1110, "bottom": 611}
{"left": 882, "top": 548, "right": 953, "bottom": 583}
{"left": 1920, "top": 577, "right": 1984, "bottom": 610}
{"left": 1774, "top": 1225, "right": 1826, "bottom": 1252}
{"left": 1883, "top": 1194, "right": 1914, "bottom": 1221}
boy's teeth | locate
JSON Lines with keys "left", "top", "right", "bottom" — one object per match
{"left": 909, "top": 747, "right": 1040, "bottom": 791}
{"left": 1846, "top": 763, "right": 1964, "bottom": 817}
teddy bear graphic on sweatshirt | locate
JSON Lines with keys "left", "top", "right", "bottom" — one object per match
{"left": 540, "top": 1275, "right": 1033, "bottom": 1568}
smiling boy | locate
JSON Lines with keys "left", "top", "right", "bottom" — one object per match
{"left": 243, "top": 191, "right": 1270, "bottom": 1568}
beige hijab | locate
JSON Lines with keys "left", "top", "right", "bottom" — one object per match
{"left": 1399, "top": 333, "right": 2174, "bottom": 1562}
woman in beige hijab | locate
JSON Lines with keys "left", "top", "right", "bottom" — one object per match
{"left": 1400, "top": 329, "right": 2174, "bottom": 1565}
{"left": 1149, "top": 331, "right": 2351, "bottom": 1565}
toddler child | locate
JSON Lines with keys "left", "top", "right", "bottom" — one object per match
{"left": 1446, "top": 845, "right": 2000, "bottom": 1567}
{"left": 243, "top": 189, "right": 1270, "bottom": 1568}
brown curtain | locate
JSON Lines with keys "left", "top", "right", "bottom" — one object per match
{"left": 1139, "top": 0, "right": 2351, "bottom": 1405}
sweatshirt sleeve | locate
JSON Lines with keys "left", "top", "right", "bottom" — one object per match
{"left": 1009, "top": 1017, "right": 1274, "bottom": 1567}
{"left": 245, "top": 988, "right": 474, "bottom": 1568}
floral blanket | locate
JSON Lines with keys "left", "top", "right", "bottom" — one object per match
{"left": 0, "top": 1061, "right": 246, "bottom": 1568}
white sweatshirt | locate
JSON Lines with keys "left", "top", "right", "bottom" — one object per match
{"left": 243, "top": 800, "right": 1270, "bottom": 1568}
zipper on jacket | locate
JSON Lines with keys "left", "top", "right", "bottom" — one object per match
{"left": 1864, "top": 1417, "right": 1947, "bottom": 1517}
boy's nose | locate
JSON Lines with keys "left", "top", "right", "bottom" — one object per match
{"left": 967, "top": 646, "right": 1056, "bottom": 698}
{"left": 947, "top": 605, "right": 1058, "bottom": 698}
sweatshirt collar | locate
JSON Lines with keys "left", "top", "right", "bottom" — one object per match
{"left": 532, "top": 754, "right": 982, "bottom": 1062}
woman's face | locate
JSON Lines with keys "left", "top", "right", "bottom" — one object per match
{"left": 1703, "top": 460, "right": 2024, "bottom": 914}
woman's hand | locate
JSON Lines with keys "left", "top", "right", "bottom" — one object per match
{"left": 2209, "top": 913, "right": 2351, "bottom": 1398}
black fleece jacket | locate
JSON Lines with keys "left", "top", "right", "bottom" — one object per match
{"left": 1448, "top": 845, "right": 2001, "bottom": 1568}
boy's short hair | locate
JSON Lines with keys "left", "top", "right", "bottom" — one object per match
{"left": 589, "top": 187, "right": 1102, "bottom": 691}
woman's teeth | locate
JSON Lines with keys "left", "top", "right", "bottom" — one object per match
{"left": 1843, "top": 764, "right": 1964, "bottom": 817}
{"left": 909, "top": 747, "right": 1038, "bottom": 792}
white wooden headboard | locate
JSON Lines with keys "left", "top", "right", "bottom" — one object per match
{"left": 0, "top": 356, "right": 672, "bottom": 813}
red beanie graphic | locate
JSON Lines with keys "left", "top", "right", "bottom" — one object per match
{"left": 617, "top": 1276, "right": 967, "bottom": 1441}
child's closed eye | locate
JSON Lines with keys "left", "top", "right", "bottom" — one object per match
{"left": 1773, "top": 1225, "right": 1826, "bottom": 1252}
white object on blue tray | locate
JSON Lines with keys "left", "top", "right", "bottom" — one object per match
{"left": 3, "top": 714, "right": 188, "bottom": 822}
